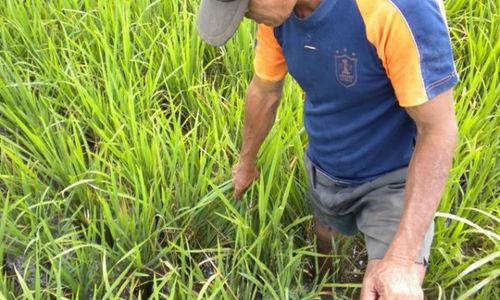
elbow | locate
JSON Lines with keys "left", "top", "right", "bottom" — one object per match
{"left": 266, "top": 90, "right": 283, "bottom": 110}
{"left": 247, "top": 76, "right": 284, "bottom": 110}
{"left": 443, "top": 123, "right": 459, "bottom": 151}
{"left": 446, "top": 124, "right": 459, "bottom": 155}
{"left": 416, "top": 120, "right": 458, "bottom": 151}
{"left": 445, "top": 119, "right": 459, "bottom": 150}
{"left": 246, "top": 87, "right": 282, "bottom": 111}
{"left": 450, "top": 123, "right": 459, "bottom": 150}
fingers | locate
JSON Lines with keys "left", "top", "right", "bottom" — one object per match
{"left": 232, "top": 168, "right": 247, "bottom": 200}
{"left": 375, "top": 277, "right": 423, "bottom": 300}
{"left": 232, "top": 162, "right": 259, "bottom": 200}
{"left": 378, "top": 290, "right": 423, "bottom": 300}
{"left": 360, "top": 278, "right": 378, "bottom": 300}
{"left": 233, "top": 182, "right": 246, "bottom": 200}
{"left": 233, "top": 187, "right": 246, "bottom": 200}
{"left": 233, "top": 177, "right": 256, "bottom": 200}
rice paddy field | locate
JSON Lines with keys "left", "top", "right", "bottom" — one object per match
{"left": 0, "top": 0, "right": 498, "bottom": 299}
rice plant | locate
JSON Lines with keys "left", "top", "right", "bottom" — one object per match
{"left": 0, "top": 0, "right": 498, "bottom": 299}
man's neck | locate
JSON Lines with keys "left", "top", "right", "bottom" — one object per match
{"left": 294, "top": 0, "right": 322, "bottom": 18}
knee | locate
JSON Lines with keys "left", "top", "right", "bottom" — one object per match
{"left": 314, "top": 219, "right": 336, "bottom": 243}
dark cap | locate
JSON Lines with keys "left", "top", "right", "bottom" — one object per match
{"left": 197, "top": 0, "right": 250, "bottom": 46}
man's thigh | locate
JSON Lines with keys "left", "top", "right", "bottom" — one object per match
{"left": 304, "top": 153, "right": 434, "bottom": 265}
{"left": 355, "top": 175, "right": 434, "bottom": 265}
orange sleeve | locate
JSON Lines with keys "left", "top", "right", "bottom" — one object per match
{"left": 357, "top": 0, "right": 426, "bottom": 106}
{"left": 357, "top": 0, "right": 457, "bottom": 107}
{"left": 254, "top": 24, "right": 288, "bottom": 82}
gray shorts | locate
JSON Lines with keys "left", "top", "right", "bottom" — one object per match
{"left": 304, "top": 154, "right": 434, "bottom": 265}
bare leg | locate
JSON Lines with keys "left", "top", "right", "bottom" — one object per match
{"left": 314, "top": 219, "right": 346, "bottom": 299}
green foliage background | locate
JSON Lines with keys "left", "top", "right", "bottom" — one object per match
{"left": 0, "top": 0, "right": 498, "bottom": 299}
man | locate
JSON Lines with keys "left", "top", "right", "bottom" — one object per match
{"left": 197, "top": 0, "right": 458, "bottom": 299}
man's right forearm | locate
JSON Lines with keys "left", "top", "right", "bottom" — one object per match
{"left": 239, "top": 75, "right": 284, "bottom": 166}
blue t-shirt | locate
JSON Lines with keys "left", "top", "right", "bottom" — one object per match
{"left": 254, "top": 0, "right": 459, "bottom": 185}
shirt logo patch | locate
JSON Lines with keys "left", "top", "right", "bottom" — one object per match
{"left": 335, "top": 49, "right": 358, "bottom": 88}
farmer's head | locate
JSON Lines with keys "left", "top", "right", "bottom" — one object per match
{"left": 197, "top": 0, "right": 298, "bottom": 46}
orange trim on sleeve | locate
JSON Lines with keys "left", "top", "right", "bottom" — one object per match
{"left": 356, "top": 0, "right": 427, "bottom": 107}
{"left": 254, "top": 24, "right": 288, "bottom": 82}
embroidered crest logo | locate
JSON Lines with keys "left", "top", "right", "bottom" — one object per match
{"left": 335, "top": 49, "right": 358, "bottom": 88}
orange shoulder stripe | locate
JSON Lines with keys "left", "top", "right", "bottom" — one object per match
{"left": 356, "top": 0, "right": 427, "bottom": 107}
{"left": 254, "top": 24, "right": 288, "bottom": 82}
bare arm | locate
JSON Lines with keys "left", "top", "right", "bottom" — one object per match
{"left": 233, "top": 75, "right": 285, "bottom": 199}
{"left": 361, "top": 89, "right": 458, "bottom": 300}
{"left": 385, "top": 89, "right": 458, "bottom": 262}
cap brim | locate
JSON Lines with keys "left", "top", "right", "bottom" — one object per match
{"left": 197, "top": 0, "right": 250, "bottom": 46}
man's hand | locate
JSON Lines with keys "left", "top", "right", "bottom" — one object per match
{"left": 232, "top": 161, "right": 260, "bottom": 200}
{"left": 360, "top": 258, "right": 423, "bottom": 300}
{"left": 232, "top": 75, "right": 283, "bottom": 199}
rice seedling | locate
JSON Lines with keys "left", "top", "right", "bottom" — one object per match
{"left": 0, "top": 0, "right": 498, "bottom": 299}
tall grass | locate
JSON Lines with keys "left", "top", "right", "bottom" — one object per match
{"left": 0, "top": 0, "right": 498, "bottom": 299}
